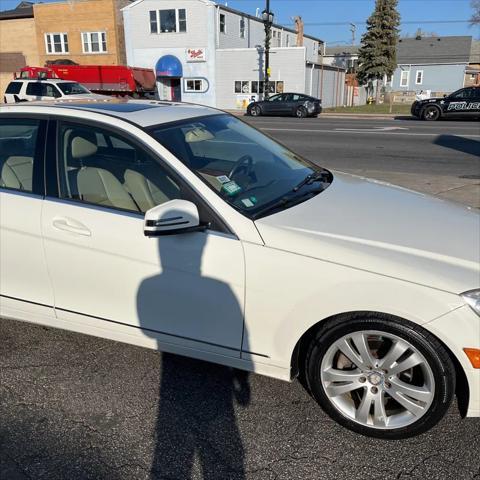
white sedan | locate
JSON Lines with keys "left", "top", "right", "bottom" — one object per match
{"left": 0, "top": 100, "right": 479, "bottom": 439}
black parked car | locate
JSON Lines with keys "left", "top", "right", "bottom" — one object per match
{"left": 247, "top": 93, "right": 322, "bottom": 118}
{"left": 411, "top": 86, "right": 480, "bottom": 121}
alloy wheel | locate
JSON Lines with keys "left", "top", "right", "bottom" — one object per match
{"left": 320, "top": 330, "right": 435, "bottom": 429}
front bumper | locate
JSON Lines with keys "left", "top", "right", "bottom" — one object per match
{"left": 425, "top": 305, "right": 480, "bottom": 417}
{"left": 411, "top": 101, "right": 422, "bottom": 117}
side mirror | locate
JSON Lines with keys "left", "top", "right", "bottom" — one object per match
{"left": 443, "top": 94, "right": 447, "bottom": 98}
{"left": 144, "top": 199, "right": 207, "bottom": 237}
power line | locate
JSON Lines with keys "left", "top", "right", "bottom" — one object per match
{"left": 279, "top": 20, "right": 472, "bottom": 26}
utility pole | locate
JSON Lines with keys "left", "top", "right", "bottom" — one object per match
{"left": 350, "top": 23, "right": 356, "bottom": 45}
{"left": 262, "top": 0, "right": 274, "bottom": 98}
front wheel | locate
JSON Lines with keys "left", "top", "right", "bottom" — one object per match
{"left": 305, "top": 314, "right": 455, "bottom": 439}
{"left": 249, "top": 105, "right": 261, "bottom": 117}
{"left": 422, "top": 105, "right": 441, "bottom": 121}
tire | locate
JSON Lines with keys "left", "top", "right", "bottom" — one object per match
{"left": 295, "top": 106, "right": 307, "bottom": 118}
{"left": 304, "top": 313, "right": 455, "bottom": 439}
{"left": 249, "top": 105, "right": 261, "bottom": 117}
{"left": 422, "top": 105, "right": 441, "bottom": 121}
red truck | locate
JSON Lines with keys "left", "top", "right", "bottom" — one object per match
{"left": 17, "top": 64, "right": 156, "bottom": 98}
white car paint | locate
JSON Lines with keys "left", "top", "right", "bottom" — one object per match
{"left": 0, "top": 101, "right": 479, "bottom": 422}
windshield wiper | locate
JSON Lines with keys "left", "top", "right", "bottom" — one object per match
{"left": 292, "top": 171, "right": 329, "bottom": 192}
{"left": 251, "top": 187, "right": 324, "bottom": 220}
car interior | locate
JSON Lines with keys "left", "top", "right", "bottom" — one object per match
{"left": 59, "top": 126, "right": 181, "bottom": 213}
{"left": 0, "top": 124, "right": 38, "bottom": 191}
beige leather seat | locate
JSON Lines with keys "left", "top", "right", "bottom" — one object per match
{"left": 124, "top": 169, "right": 179, "bottom": 212}
{"left": 68, "top": 132, "right": 139, "bottom": 212}
{"left": 0, "top": 156, "right": 34, "bottom": 190}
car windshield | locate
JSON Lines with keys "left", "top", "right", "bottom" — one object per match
{"left": 57, "top": 82, "right": 90, "bottom": 95}
{"left": 148, "top": 114, "right": 332, "bottom": 218}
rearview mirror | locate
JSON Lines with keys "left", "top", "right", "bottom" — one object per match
{"left": 144, "top": 200, "right": 207, "bottom": 237}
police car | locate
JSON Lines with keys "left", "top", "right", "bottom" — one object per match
{"left": 411, "top": 86, "right": 480, "bottom": 121}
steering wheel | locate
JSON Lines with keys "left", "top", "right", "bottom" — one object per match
{"left": 229, "top": 155, "right": 255, "bottom": 182}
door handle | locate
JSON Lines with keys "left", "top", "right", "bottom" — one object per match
{"left": 52, "top": 217, "right": 91, "bottom": 237}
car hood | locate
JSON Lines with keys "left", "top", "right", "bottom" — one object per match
{"left": 255, "top": 172, "right": 480, "bottom": 294}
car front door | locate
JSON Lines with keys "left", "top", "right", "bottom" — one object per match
{"left": 443, "top": 88, "right": 480, "bottom": 117}
{"left": 0, "top": 116, "right": 55, "bottom": 320}
{"left": 41, "top": 119, "right": 245, "bottom": 356}
{"left": 264, "top": 94, "right": 288, "bottom": 115}
{"left": 25, "top": 82, "right": 60, "bottom": 102}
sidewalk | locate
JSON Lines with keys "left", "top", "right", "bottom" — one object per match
{"left": 224, "top": 110, "right": 406, "bottom": 120}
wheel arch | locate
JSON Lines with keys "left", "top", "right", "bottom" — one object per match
{"left": 289, "top": 309, "right": 469, "bottom": 416}
{"left": 420, "top": 103, "right": 443, "bottom": 120}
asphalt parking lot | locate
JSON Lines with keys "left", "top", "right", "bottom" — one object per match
{"left": 1, "top": 116, "right": 479, "bottom": 480}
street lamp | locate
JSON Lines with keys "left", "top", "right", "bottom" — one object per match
{"left": 262, "top": 2, "right": 274, "bottom": 98}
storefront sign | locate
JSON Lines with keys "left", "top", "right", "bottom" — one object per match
{"left": 186, "top": 48, "right": 207, "bottom": 62}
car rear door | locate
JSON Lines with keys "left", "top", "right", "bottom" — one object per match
{"left": 41, "top": 118, "right": 246, "bottom": 357}
{"left": 0, "top": 115, "right": 55, "bottom": 321}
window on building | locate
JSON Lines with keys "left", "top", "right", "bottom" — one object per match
{"left": 150, "top": 11, "right": 158, "bottom": 34}
{"left": 415, "top": 70, "right": 423, "bottom": 85}
{"left": 184, "top": 79, "right": 205, "bottom": 92}
{"left": 82, "top": 32, "right": 107, "bottom": 53}
{"left": 234, "top": 81, "right": 250, "bottom": 93}
{"left": 239, "top": 17, "right": 246, "bottom": 38}
{"left": 150, "top": 9, "right": 187, "bottom": 34}
{"left": 45, "top": 33, "right": 69, "bottom": 54}
{"left": 286, "top": 35, "right": 290, "bottom": 47}
{"left": 220, "top": 13, "right": 226, "bottom": 33}
{"left": 400, "top": 70, "right": 410, "bottom": 87}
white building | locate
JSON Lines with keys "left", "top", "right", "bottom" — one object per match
{"left": 122, "top": 0, "right": 336, "bottom": 110}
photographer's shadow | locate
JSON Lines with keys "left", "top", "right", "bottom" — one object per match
{"left": 136, "top": 232, "right": 250, "bottom": 479}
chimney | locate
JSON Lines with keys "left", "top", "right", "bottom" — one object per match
{"left": 294, "top": 16, "right": 304, "bottom": 47}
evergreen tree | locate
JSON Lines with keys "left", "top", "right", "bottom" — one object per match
{"left": 357, "top": 0, "right": 400, "bottom": 98}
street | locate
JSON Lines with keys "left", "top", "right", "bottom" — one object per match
{"left": 1, "top": 116, "right": 479, "bottom": 480}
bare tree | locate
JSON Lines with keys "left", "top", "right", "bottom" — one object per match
{"left": 471, "top": 0, "right": 480, "bottom": 25}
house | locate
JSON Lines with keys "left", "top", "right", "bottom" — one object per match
{"left": 391, "top": 35, "right": 473, "bottom": 95}
{"left": 323, "top": 45, "right": 359, "bottom": 72}
{"left": 0, "top": 0, "right": 130, "bottom": 98}
{"left": 33, "top": 0, "right": 130, "bottom": 67}
{"left": 122, "top": 0, "right": 345, "bottom": 109}
{"left": 465, "top": 40, "right": 480, "bottom": 87}
{"left": 0, "top": 2, "right": 38, "bottom": 98}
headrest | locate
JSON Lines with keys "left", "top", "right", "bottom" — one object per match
{"left": 71, "top": 134, "right": 98, "bottom": 159}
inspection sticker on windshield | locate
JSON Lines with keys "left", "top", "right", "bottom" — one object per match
{"left": 241, "top": 198, "right": 255, "bottom": 208}
{"left": 222, "top": 181, "right": 242, "bottom": 196}
{"left": 216, "top": 175, "right": 231, "bottom": 184}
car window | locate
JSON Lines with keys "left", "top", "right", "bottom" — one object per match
{"left": 269, "top": 94, "right": 284, "bottom": 102}
{"left": 449, "top": 89, "right": 466, "bottom": 99}
{"left": 5, "top": 82, "right": 22, "bottom": 94}
{"left": 57, "top": 82, "right": 90, "bottom": 95}
{"left": 462, "top": 89, "right": 477, "bottom": 100}
{"left": 150, "top": 114, "right": 331, "bottom": 218}
{"left": 25, "top": 82, "right": 59, "bottom": 97}
{"left": 56, "top": 122, "right": 182, "bottom": 213}
{"left": 0, "top": 119, "right": 40, "bottom": 192}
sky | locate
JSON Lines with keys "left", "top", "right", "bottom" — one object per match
{"left": 1, "top": 0, "right": 478, "bottom": 44}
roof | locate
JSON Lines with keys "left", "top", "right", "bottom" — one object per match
{"left": 470, "top": 40, "right": 480, "bottom": 64}
{"left": 218, "top": 5, "right": 323, "bottom": 44}
{"left": 0, "top": 1, "right": 33, "bottom": 20}
{"left": 121, "top": 0, "right": 323, "bottom": 44}
{"left": 324, "top": 45, "right": 360, "bottom": 57}
{"left": 397, "top": 35, "right": 472, "bottom": 65}
{"left": 0, "top": 99, "right": 222, "bottom": 128}
{"left": 11, "top": 78, "right": 84, "bottom": 84}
